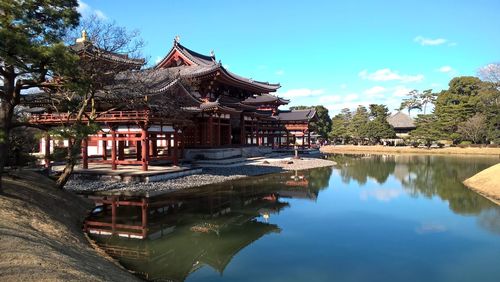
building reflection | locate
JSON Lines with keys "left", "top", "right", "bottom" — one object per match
{"left": 85, "top": 168, "right": 332, "bottom": 281}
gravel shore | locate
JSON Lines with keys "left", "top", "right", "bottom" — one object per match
{"left": 65, "top": 157, "right": 336, "bottom": 194}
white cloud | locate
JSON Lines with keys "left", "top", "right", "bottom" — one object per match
{"left": 279, "top": 88, "right": 324, "bottom": 98}
{"left": 360, "top": 189, "right": 402, "bottom": 202}
{"left": 438, "top": 65, "right": 453, "bottom": 73}
{"left": 414, "top": 36, "right": 447, "bottom": 46}
{"left": 275, "top": 69, "right": 285, "bottom": 75}
{"left": 359, "top": 68, "right": 424, "bottom": 83}
{"left": 324, "top": 101, "right": 372, "bottom": 113}
{"left": 364, "top": 86, "right": 387, "bottom": 96}
{"left": 340, "top": 83, "right": 348, "bottom": 89}
{"left": 392, "top": 86, "right": 413, "bottom": 97}
{"left": 344, "top": 93, "right": 359, "bottom": 101}
{"left": 319, "top": 95, "right": 341, "bottom": 103}
{"left": 77, "top": 0, "right": 107, "bottom": 20}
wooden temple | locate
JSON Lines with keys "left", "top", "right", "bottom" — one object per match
{"left": 25, "top": 36, "right": 317, "bottom": 171}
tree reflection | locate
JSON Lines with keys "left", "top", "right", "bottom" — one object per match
{"left": 332, "top": 154, "right": 396, "bottom": 185}
{"left": 330, "top": 154, "right": 498, "bottom": 215}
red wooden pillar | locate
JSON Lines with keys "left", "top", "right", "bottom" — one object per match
{"left": 111, "top": 129, "right": 117, "bottom": 170}
{"left": 240, "top": 115, "right": 246, "bottom": 145}
{"left": 173, "top": 129, "right": 179, "bottom": 166}
{"left": 118, "top": 135, "right": 125, "bottom": 160}
{"left": 250, "top": 120, "right": 255, "bottom": 145}
{"left": 141, "top": 127, "right": 149, "bottom": 171}
{"left": 44, "top": 133, "right": 51, "bottom": 169}
{"left": 102, "top": 133, "right": 107, "bottom": 160}
{"left": 151, "top": 133, "right": 158, "bottom": 157}
{"left": 227, "top": 122, "right": 232, "bottom": 145}
{"left": 141, "top": 198, "right": 148, "bottom": 238}
{"left": 286, "top": 131, "right": 290, "bottom": 149}
{"left": 111, "top": 196, "right": 117, "bottom": 235}
{"left": 136, "top": 134, "right": 142, "bottom": 161}
{"left": 81, "top": 138, "right": 88, "bottom": 169}
{"left": 302, "top": 131, "right": 305, "bottom": 149}
{"left": 308, "top": 131, "right": 311, "bottom": 148}
{"left": 208, "top": 115, "right": 214, "bottom": 147}
{"left": 180, "top": 127, "right": 185, "bottom": 158}
{"left": 217, "top": 114, "right": 221, "bottom": 146}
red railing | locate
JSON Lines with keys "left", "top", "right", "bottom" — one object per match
{"left": 30, "top": 110, "right": 151, "bottom": 124}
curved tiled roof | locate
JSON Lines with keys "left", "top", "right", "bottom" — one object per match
{"left": 71, "top": 41, "right": 145, "bottom": 68}
{"left": 242, "top": 94, "right": 289, "bottom": 105}
{"left": 154, "top": 39, "right": 280, "bottom": 92}
{"left": 278, "top": 109, "right": 316, "bottom": 121}
{"left": 387, "top": 112, "right": 415, "bottom": 128}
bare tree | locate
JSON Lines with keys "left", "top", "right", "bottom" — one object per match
{"left": 478, "top": 63, "right": 500, "bottom": 87}
{"left": 46, "top": 15, "right": 147, "bottom": 188}
{"left": 457, "top": 113, "right": 487, "bottom": 144}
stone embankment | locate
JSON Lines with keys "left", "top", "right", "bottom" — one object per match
{"left": 464, "top": 163, "right": 500, "bottom": 205}
{"left": 66, "top": 157, "right": 336, "bottom": 194}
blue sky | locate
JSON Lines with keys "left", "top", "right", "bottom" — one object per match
{"left": 78, "top": 0, "right": 500, "bottom": 115}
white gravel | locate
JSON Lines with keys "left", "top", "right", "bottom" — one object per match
{"left": 65, "top": 157, "right": 336, "bottom": 194}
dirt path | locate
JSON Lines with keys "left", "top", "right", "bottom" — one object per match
{"left": 0, "top": 171, "right": 139, "bottom": 281}
{"left": 464, "top": 163, "right": 500, "bottom": 205}
{"left": 320, "top": 145, "right": 500, "bottom": 156}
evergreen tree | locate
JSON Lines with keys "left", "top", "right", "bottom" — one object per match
{"left": 366, "top": 104, "right": 395, "bottom": 144}
{"left": 349, "top": 105, "right": 369, "bottom": 144}
{"left": 0, "top": 0, "right": 80, "bottom": 192}
{"left": 329, "top": 108, "right": 351, "bottom": 144}
{"left": 434, "top": 77, "right": 482, "bottom": 142}
{"left": 410, "top": 114, "right": 441, "bottom": 147}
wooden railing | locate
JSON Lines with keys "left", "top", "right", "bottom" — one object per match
{"left": 30, "top": 110, "right": 150, "bottom": 124}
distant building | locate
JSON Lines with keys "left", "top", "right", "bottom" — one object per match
{"left": 387, "top": 112, "right": 416, "bottom": 137}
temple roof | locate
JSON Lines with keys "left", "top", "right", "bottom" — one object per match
{"left": 242, "top": 94, "right": 290, "bottom": 106}
{"left": 154, "top": 39, "right": 280, "bottom": 93}
{"left": 387, "top": 112, "right": 415, "bottom": 129}
{"left": 278, "top": 109, "right": 316, "bottom": 121}
{"left": 71, "top": 41, "right": 145, "bottom": 69}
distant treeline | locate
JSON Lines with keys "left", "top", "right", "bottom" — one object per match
{"left": 296, "top": 71, "right": 500, "bottom": 146}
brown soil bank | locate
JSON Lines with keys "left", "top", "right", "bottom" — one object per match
{"left": 0, "top": 171, "right": 138, "bottom": 281}
{"left": 321, "top": 145, "right": 500, "bottom": 156}
{"left": 464, "top": 163, "right": 500, "bottom": 205}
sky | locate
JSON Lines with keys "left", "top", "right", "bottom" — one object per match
{"left": 78, "top": 0, "right": 500, "bottom": 116}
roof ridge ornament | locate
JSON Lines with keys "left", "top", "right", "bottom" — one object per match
{"left": 210, "top": 50, "right": 216, "bottom": 58}
{"left": 76, "top": 29, "right": 88, "bottom": 43}
{"left": 174, "top": 35, "right": 180, "bottom": 45}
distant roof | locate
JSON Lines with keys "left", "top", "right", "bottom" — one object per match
{"left": 242, "top": 94, "right": 289, "bottom": 106}
{"left": 387, "top": 112, "right": 415, "bottom": 128}
{"left": 278, "top": 109, "right": 316, "bottom": 121}
{"left": 70, "top": 41, "right": 145, "bottom": 68}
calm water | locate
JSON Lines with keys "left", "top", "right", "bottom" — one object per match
{"left": 89, "top": 155, "right": 500, "bottom": 282}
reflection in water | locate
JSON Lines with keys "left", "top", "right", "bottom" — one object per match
{"left": 85, "top": 156, "right": 500, "bottom": 282}
{"left": 87, "top": 169, "right": 331, "bottom": 281}
{"left": 331, "top": 154, "right": 498, "bottom": 215}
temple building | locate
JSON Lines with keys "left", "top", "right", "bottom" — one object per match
{"left": 25, "top": 36, "right": 317, "bottom": 171}
{"left": 387, "top": 111, "right": 416, "bottom": 137}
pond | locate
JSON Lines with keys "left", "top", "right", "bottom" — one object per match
{"left": 87, "top": 154, "right": 500, "bottom": 282}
